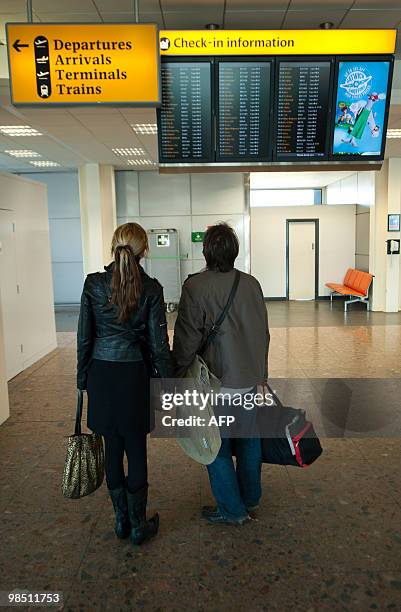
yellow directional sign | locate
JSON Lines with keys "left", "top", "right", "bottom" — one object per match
{"left": 6, "top": 23, "right": 160, "bottom": 106}
{"left": 159, "top": 29, "right": 397, "bottom": 56}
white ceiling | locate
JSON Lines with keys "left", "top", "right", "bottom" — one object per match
{"left": 1, "top": 0, "right": 401, "bottom": 34}
{"left": 0, "top": 0, "right": 400, "bottom": 173}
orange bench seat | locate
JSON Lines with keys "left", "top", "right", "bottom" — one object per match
{"left": 325, "top": 268, "right": 373, "bottom": 311}
{"left": 325, "top": 283, "right": 366, "bottom": 297}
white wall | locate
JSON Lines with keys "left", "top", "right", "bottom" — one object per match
{"left": 355, "top": 205, "right": 370, "bottom": 272}
{"left": 325, "top": 171, "right": 375, "bottom": 206}
{"left": 251, "top": 204, "right": 356, "bottom": 298}
{"left": 0, "top": 295, "right": 9, "bottom": 426}
{"left": 0, "top": 173, "right": 57, "bottom": 384}
{"left": 370, "top": 160, "right": 401, "bottom": 312}
{"left": 116, "top": 171, "right": 248, "bottom": 283}
{"left": 20, "top": 172, "right": 84, "bottom": 304}
{"left": 326, "top": 171, "right": 374, "bottom": 275}
{"left": 326, "top": 174, "right": 358, "bottom": 205}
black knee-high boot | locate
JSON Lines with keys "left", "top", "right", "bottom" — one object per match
{"left": 108, "top": 485, "right": 130, "bottom": 539}
{"left": 126, "top": 484, "right": 159, "bottom": 545}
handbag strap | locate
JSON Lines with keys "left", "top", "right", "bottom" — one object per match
{"left": 200, "top": 270, "right": 241, "bottom": 355}
{"left": 74, "top": 390, "right": 84, "bottom": 436}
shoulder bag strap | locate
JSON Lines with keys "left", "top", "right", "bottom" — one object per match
{"left": 200, "top": 270, "right": 241, "bottom": 355}
{"left": 264, "top": 382, "right": 284, "bottom": 408}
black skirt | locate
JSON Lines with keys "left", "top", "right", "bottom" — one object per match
{"left": 87, "top": 359, "right": 152, "bottom": 436}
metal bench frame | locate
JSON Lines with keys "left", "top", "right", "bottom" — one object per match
{"left": 329, "top": 290, "right": 370, "bottom": 312}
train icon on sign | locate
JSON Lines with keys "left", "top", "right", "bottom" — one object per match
{"left": 40, "top": 84, "right": 49, "bottom": 98}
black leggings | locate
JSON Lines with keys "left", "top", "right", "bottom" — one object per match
{"left": 104, "top": 432, "right": 148, "bottom": 493}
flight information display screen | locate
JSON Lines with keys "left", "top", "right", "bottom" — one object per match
{"left": 157, "top": 62, "right": 213, "bottom": 163}
{"left": 217, "top": 61, "right": 272, "bottom": 162}
{"left": 157, "top": 56, "right": 393, "bottom": 166}
{"left": 275, "top": 61, "right": 332, "bottom": 161}
{"left": 331, "top": 59, "right": 392, "bottom": 159}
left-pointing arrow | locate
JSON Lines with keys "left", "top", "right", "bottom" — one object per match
{"left": 13, "top": 39, "right": 29, "bottom": 52}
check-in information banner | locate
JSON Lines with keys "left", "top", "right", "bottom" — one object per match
{"left": 159, "top": 29, "right": 396, "bottom": 56}
{"left": 6, "top": 23, "right": 160, "bottom": 106}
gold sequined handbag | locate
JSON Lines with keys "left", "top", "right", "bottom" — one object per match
{"left": 62, "top": 390, "right": 104, "bottom": 499}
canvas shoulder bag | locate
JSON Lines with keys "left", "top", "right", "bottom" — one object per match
{"left": 177, "top": 270, "right": 240, "bottom": 465}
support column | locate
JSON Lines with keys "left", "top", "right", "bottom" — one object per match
{"left": 370, "top": 158, "right": 401, "bottom": 312}
{"left": 0, "top": 298, "right": 10, "bottom": 426}
{"left": 386, "top": 159, "right": 401, "bottom": 311}
{"left": 78, "top": 164, "right": 117, "bottom": 275}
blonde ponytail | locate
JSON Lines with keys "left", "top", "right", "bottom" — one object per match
{"left": 110, "top": 223, "right": 148, "bottom": 322}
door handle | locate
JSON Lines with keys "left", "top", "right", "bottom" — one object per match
{"left": 312, "top": 243, "right": 315, "bottom": 250}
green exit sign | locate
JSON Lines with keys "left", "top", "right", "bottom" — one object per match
{"left": 191, "top": 231, "right": 205, "bottom": 243}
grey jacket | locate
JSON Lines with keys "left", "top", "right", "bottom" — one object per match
{"left": 172, "top": 268, "right": 270, "bottom": 387}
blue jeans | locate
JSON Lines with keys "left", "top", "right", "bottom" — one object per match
{"left": 207, "top": 438, "right": 262, "bottom": 521}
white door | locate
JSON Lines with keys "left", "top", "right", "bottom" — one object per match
{"left": 288, "top": 222, "right": 316, "bottom": 300}
{"left": 0, "top": 210, "right": 23, "bottom": 380}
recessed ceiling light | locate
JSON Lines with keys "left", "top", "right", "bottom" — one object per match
{"left": 0, "top": 125, "right": 42, "bottom": 136}
{"left": 132, "top": 123, "right": 157, "bottom": 135}
{"left": 4, "top": 149, "right": 42, "bottom": 158}
{"left": 386, "top": 129, "right": 401, "bottom": 138}
{"left": 29, "top": 160, "right": 61, "bottom": 167}
{"left": 126, "top": 158, "right": 156, "bottom": 166}
{"left": 112, "top": 147, "right": 145, "bottom": 156}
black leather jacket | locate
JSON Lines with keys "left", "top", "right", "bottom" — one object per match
{"left": 77, "top": 263, "right": 172, "bottom": 390}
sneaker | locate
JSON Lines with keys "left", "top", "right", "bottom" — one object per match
{"left": 201, "top": 505, "right": 250, "bottom": 526}
{"left": 246, "top": 505, "right": 259, "bottom": 519}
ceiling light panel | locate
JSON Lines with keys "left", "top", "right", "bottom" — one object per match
{"left": 126, "top": 159, "right": 156, "bottom": 166}
{"left": 112, "top": 147, "right": 145, "bottom": 156}
{"left": 0, "top": 125, "right": 43, "bottom": 136}
{"left": 386, "top": 129, "right": 401, "bottom": 138}
{"left": 29, "top": 160, "right": 61, "bottom": 167}
{"left": 132, "top": 123, "right": 157, "bottom": 135}
{"left": 4, "top": 149, "right": 42, "bottom": 158}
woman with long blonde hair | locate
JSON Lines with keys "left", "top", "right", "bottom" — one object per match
{"left": 77, "top": 222, "right": 172, "bottom": 545}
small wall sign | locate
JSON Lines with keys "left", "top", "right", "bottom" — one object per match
{"left": 388, "top": 214, "right": 400, "bottom": 232}
{"left": 191, "top": 231, "right": 205, "bottom": 243}
{"left": 157, "top": 233, "right": 170, "bottom": 247}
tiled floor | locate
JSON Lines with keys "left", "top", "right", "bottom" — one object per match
{"left": 1, "top": 304, "right": 401, "bottom": 611}
{"left": 55, "top": 300, "right": 401, "bottom": 332}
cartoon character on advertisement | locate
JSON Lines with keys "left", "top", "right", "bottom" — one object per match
{"left": 341, "top": 92, "right": 386, "bottom": 148}
{"left": 337, "top": 102, "right": 353, "bottom": 125}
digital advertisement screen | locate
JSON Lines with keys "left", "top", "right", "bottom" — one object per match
{"left": 157, "top": 62, "right": 213, "bottom": 163}
{"left": 217, "top": 61, "right": 272, "bottom": 162}
{"left": 275, "top": 61, "right": 332, "bottom": 161}
{"left": 332, "top": 60, "right": 392, "bottom": 158}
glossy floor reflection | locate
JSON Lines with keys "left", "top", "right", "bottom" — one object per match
{"left": 1, "top": 304, "right": 401, "bottom": 611}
